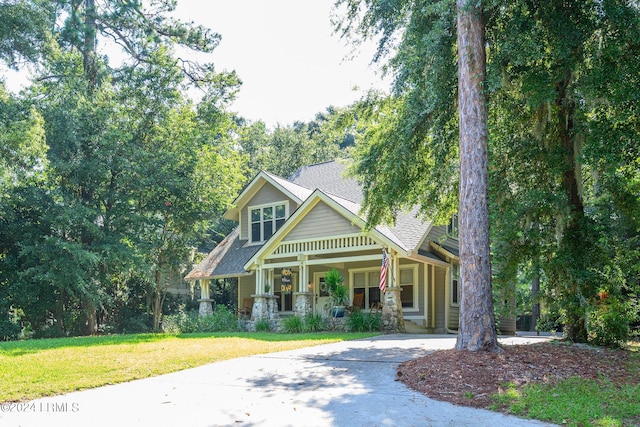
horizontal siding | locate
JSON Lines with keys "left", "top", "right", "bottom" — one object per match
{"left": 449, "top": 306, "right": 459, "bottom": 329}
{"left": 283, "top": 201, "right": 360, "bottom": 241}
{"left": 240, "top": 182, "right": 298, "bottom": 240}
{"left": 424, "top": 225, "right": 459, "bottom": 253}
{"left": 434, "top": 266, "right": 446, "bottom": 331}
{"left": 238, "top": 275, "right": 255, "bottom": 302}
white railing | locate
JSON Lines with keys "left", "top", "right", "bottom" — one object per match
{"left": 270, "top": 234, "right": 379, "bottom": 257}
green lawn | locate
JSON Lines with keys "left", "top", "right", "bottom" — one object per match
{"left": 0, "top": 332, "right": 377, "bottom": 402}
{"left": 491, "top": 343, "right": 640, "bottom": 427}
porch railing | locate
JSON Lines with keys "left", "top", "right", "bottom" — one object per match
{"left": 270, "top": 234, "right": 380, "bottom": 258}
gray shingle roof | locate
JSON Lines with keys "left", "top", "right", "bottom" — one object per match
{"left": 264, "top": 171, "right": 313, "bottom": 202}
{"left": 185, "top": 228, "right": 260, "bottom": 280}
{"left": 186, "top": 160, "right": 436, "bottom": 280}
{"left": 289, "top": 161, "right": 363, "bottom": 203}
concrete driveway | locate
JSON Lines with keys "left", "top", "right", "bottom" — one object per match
{"left": 1, "top": 334, "right": 556, "bottom": 427}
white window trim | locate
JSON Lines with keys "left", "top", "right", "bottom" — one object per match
{"left": 399, "top": 264, "right": 419, "bottom": 312}
{"left": 451, "top": 264, "right": 460, "bottom": 307}
{"left": 348, "top": 264, "right": 419, "bottom": 312}
{"left": 247, "top": 200, "right": 289, "bottom": 245}
{"left": 348, "top": 267, "right": 382, "bottom": 309}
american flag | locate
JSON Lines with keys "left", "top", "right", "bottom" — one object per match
{"left": 379, "top": 249, "right": 389, "bottom": 293}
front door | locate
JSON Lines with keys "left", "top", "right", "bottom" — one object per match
{"left": 313, "top": 273, "right": 331, "bottom": 316}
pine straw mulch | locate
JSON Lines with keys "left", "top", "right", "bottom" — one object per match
{"left": 397, "top": 340, "right": 640, "bottom": 410}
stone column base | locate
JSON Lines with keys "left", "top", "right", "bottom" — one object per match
{"left": 293, "top": 292, "right": 313, "bottom": 318}
{"left": 382, "top": 287, "right": 405, "bottom": 333}
{"left": 198, "top": 299, "right": 213, "bottom": 317}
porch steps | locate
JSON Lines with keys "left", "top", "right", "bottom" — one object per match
{"left": 403, "top": 320, "right": 429, "bottom": 334}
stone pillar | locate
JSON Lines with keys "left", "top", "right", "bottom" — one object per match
{"left": 198, "top": 279, "right": 213, "bottom": 317}
{"left": 382, "top": 287, "right": 405, "bottom": 333}
{"left": 294, "top": 292, "right": 313, "bottom": 318}
{"left": 252, "top": 294, "right": 280, "bottom": 322}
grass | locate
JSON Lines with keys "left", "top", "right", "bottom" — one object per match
{"left": 0, "top": 332, "right": 378, "bottom": 402}
{"left": 491, "top": 343, "right": 640, "bottom": 427}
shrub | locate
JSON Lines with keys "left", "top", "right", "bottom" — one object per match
{"left": 588, "top": 298, "right": 633, "bottom": 347}
{"left": 347, "top": 310, "right": 382, "bottom": 332}
{"left": 0, "top": 318, "right": 21, "bottom": 341}
{"left": 282, "top": 315, "right": 304, "bottom": 333}
{"left": 302, "top": 313, "right": 325, "bottom": 332}
{"left": 198, "top": 306, "right": 237, "bottom": 332}
{"left": 161, "top": 305, "right": 238, "bottom": 334}
{"left": 254, "top": 318, "right": 271, "bottom": 332}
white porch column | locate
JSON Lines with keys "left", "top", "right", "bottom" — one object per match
{"left": 255, "top": 263, "right": 263, "bottom": 294}
{"left": 198, "top": 279, "right": 213, "bottom": 317}
{"left": 294, "top": 254, "right": 312, "bottom": 318}
{"left": 299, "top": 254, "right": 309, "bottom": 293}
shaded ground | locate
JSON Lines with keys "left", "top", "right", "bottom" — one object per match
{"left": 397, "top": 341, "right": 639, "bottom": 409}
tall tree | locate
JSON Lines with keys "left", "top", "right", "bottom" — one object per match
{"left": 337, "top": 0, "right": 640, "bottom": 345}
{"left": 0, "top": 0, "right": 245, "bottom": 336}
{"left": 336, "top": 0, "right": 499, "bottom": 350}
{"left": 454, "top": 0, "right": 499, "bottom": 351}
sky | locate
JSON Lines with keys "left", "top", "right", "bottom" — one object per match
{"left": 1, "top": 1, "right": 391, "bottom": 128}
{"left": 173, "top": 0, "right": 391, "bottom": 127}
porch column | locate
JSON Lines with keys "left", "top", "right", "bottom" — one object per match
{"left": 198, "top": 279, "right": 213, "bottom": 317}
{"left": 382, "top": 250, "right": 405, "bottom": 333}
{"left": 294, "top": 255, "right": 312, "bottom": 318}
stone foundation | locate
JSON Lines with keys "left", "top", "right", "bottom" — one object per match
{"left": 382, "top": 287, "right": 405, "bottom": 333}
{"left": 198, "top": 299, "right": 213, "bottom": 317}
{"left": 293, "top": 292, "right": 313, "bottom": 319}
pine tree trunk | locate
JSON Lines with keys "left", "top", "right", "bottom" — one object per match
{"left": 454, "top": 0, "right": 500, "bottom": 352}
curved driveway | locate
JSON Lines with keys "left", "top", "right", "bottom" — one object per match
{"left": 1, "top": 334, "right": 556, "bottom": 427}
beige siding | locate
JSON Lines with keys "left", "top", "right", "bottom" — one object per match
{"left": 425, "top": 225, "right": 459, "bottom": 253}
{"left": 434, "top": 266, "right": 446, "bottom": 332}
{"left": 449, "top": 305, "right": 460, "bottom": 329}
{"left": 283, "top": 201, "right": 360, "bottom": 241}
{"left": 238, "top": 275, "right": 255, "bottom": 302}
{"left": 240, "top": 182, "right": 298, "bottom": 240}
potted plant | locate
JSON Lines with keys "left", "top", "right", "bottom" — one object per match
{"left": 325, "top": 268, "right": 349, "bottom": 317}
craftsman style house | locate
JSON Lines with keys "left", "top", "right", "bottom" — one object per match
{"left": 185, "top": 160, "right": 464, "bottom": 333}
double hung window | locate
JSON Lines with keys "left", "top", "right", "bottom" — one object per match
{"left": 250, "top": 203, "right": 287, "bottom": 243}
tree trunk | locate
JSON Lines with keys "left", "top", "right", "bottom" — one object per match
{"left": 556, "top": 72, "right": 589, "bottom": 343}
{"left": 530, "top": 268, "right": 540, "bottom": 333}
{"left": 454, "top": 0, "right": 501, "bottom": 352}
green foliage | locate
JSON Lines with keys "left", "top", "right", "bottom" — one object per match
{"left": 347, "top": 309, "right": 382, "bottom": 332}
{"left": 336, "top": 0, "right": 640, "bottom": 344}
{"left": 282, "top": 315, "right": 304, "bottom": 333}
{"left": 254, "top": 319, "right": 271, "bottom": 332}
{"left": 237, "top": 109, "right": 346, "bottom": 179}
{"left": 325, "top": 268, "right": 350, "bottom": 307}
{"left": 588, "top": 298, "right": 636, "bottom": 348}
{"left": 302, "top": 313, "right": 326, "bottom": 332}
{"left": 282, "top": 314, "right": 329, "bottom": 333}
{"left": 161, "top": 306, "right": 238, "bottom": 334}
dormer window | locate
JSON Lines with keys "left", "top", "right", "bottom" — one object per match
{"left": 250, "top": 202, "right": 287, "bottom": 243}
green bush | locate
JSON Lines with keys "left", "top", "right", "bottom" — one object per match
{"left": 162, "top": 305, "right": 238, "bottom": 334}
{"left": 198, "top": 306, "right": 237, "bottom": 332}
{"left": 282, "top": 315, "right": 304, "bottom": 333}
{"left": 347, "top": 310, "right": 382, "bottom": 332}
{"left": 302, "top": 313, "right": 326, "bottom": 332}
{"left": 0, "top": 318, "right": 21, "bottom": 341}
{"left": 254, "top": 318, "right": 271, "bottom": 332}
{"left": 588, "top": 299, "right": 632, "bottom": 347}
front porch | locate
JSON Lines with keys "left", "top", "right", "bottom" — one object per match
{"left": 197, "top": 234, "right": 455, "bottom": 334}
